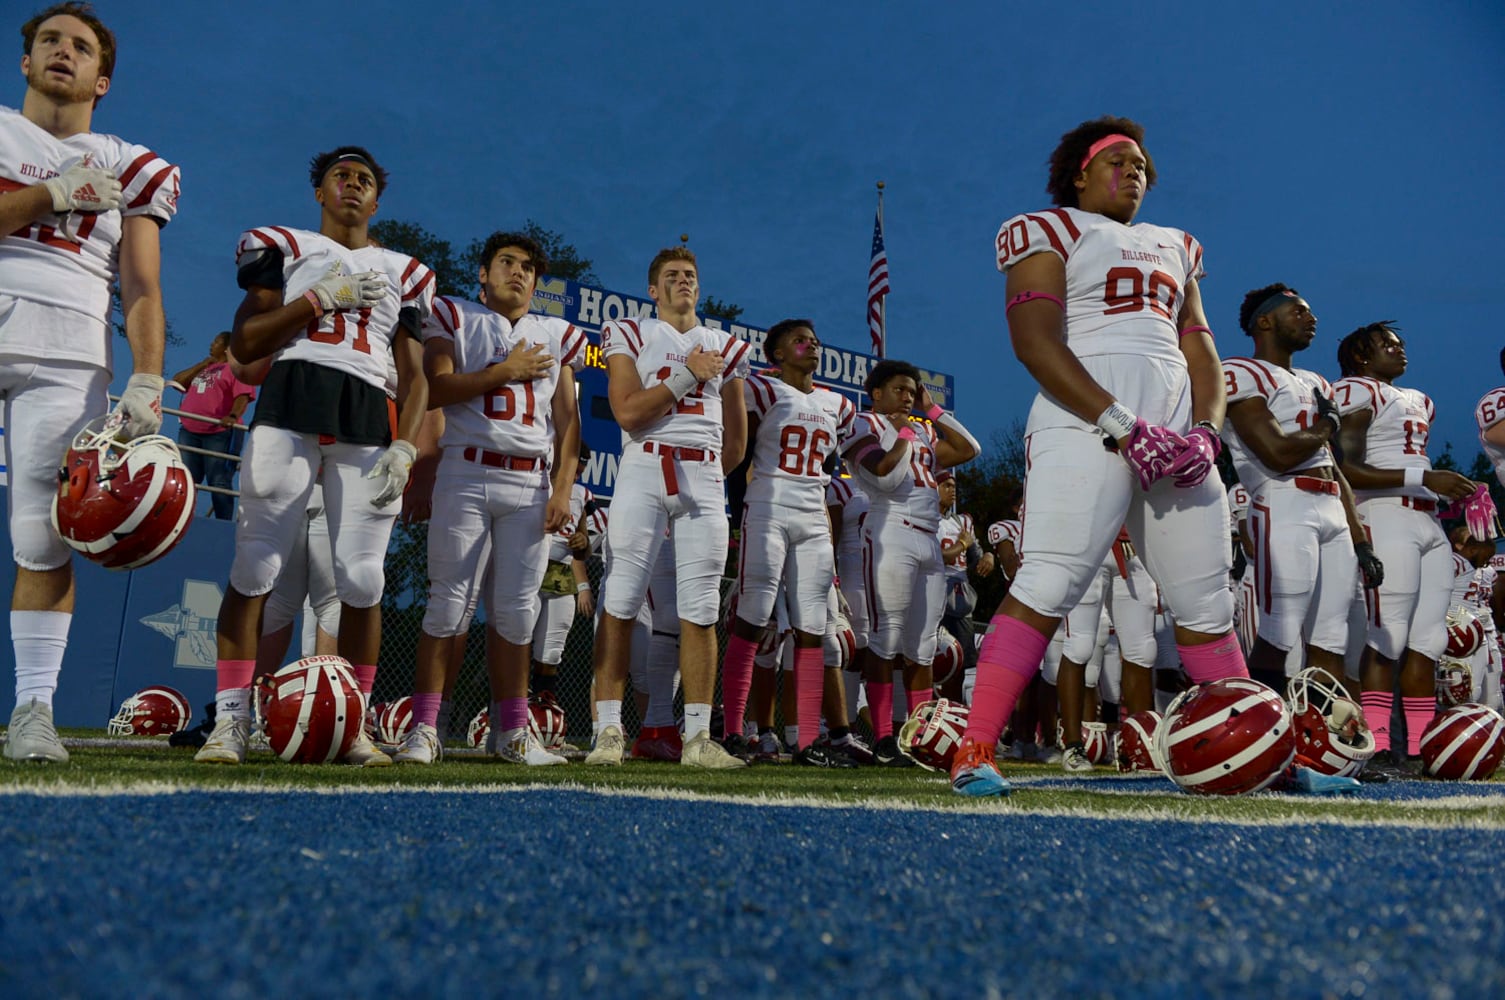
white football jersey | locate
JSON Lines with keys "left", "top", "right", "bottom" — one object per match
{"left": 987, "top": 519, "right": 1022, "bottom": 550}
{"left": 0, "top": 105, "right": 179, "bottom": 365}
{"left": 743, "top": 375, "right": 856, "bottom": 510}
{"left": 236, "top": 227, "right": 434, "bottom": 392}
{"left": 600, "top": 317, "right": 750, "bottom": 451}
{"left": 1475, "top": 566, "right": 1498, "bottom": 632}
{"left": 940, "top": 511, "right": 974, "bottom": 579}
{"left": 1331, "top": 376, "right": 1436, "bottom": 502}
{"left": 1475, "top": 385, "right": 1505, "bottom": 487}
{"left": 423, "top": 297, "right": 586, "bottom": 460}
{"left": 1450, "top": 552, "right": 1477, "bottom": 607}
{"left": 826, "top": 476, "right": 869, "bottom": 560}
{"left": 1221, "top": 358, "right": 1334, "bottom": 492}
{"left": 844, "top": 412, "right": 943, "bottom": 530}
{"left": 994, "top": 206, "right": 1204, "bottom": 366}
{"left": 544, "top": 483, "right": 596, "bottom": 563}
{"left": 1227, "top": 482, "right": 1251, "bottom": 539}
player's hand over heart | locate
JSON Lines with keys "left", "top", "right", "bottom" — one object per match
{"left": 307, "top": 262, "right": 387, "bottom": 314}
{"left": 43, "top": 163, "right": 122, "bottom": 214}
{"left": 1312, "top": 392, "right": 1342, "bottom": 436}
{"left": 1166, "top": 424, "right": 1222, "bottom": 488}
{"left": 685, "top": 345, "right": 725, "bottom": 383}
{"left": 368, "top": 439, "right": 418, "bottom": 507}
{"left": 493, "top": 342, "right": 555, "bottom": 383}
{"left": 1117, "top": 419, "right": 1186, "bottom": 491}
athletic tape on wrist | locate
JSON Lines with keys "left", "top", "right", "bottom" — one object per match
{"left": 1095, "top": 403, "right": 1137, "bottom": 441}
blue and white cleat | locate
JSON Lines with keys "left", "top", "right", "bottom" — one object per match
{"left": 949, "top": 738, "right": 1012, "bottom": 797}
{"left": 1291, "top": 765, "right": 1361, "bottom": 796}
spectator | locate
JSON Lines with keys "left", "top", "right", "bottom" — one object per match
{"left": 171, "top": 332, "right": 256, "bottom": 519}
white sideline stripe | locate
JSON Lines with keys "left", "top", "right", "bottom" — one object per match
{"left": 1, "top": 780, "right": 1503, "bottom": 828}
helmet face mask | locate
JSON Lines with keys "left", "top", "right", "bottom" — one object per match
{"left": 1286, "top": 667, "right": 1375, "bottom": 778}
{"left": 898, "top": 698, "right": 969, "bottom": 772}
{"left": 107, "top": 685, "right": 192, "bottom": 736}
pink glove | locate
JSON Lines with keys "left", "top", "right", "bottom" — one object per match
{"left": 1119, "top": 419, "right": 1187, "bottom": 491}
{"left": 1166, "top": 425, "right": 1222, "bottom": 489}
{"left": 1463, "top": 484, "right": 1500, "bottom": 541}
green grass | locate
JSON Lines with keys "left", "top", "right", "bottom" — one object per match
{"left": 5, "top": 731, "right": 1502, "bottom": 828}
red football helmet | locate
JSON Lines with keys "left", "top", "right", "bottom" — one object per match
{"left": 1445, "top": 606, "right": 1486, "bottom": 659}
{"left": 825, "top": 607, "right": 856, "bottom": 670}
{"left": 375, "top": 696, "right": 414, "bottom": 745}
{"left": 1115, "top": 711, "right": 1163, "bottom": 773}
{"left": 468, "top": 707, "right": 490, "bottom": 749}
{"left": 932, "top": 630, "right": 964, "bottom": 686}
{"left": 897, "top": 699, "right": 970, "bottom": 772}
{"left": 1419, "top": 703, "right": 1505, "bottom": 781}
{"left": 1082, "top": 721, "right": 1112, "bottom": 765}
{"left": 107, "top": 685, "right": 192, "bottom": 736}
{"left": 51, "top": 423, "right": 195, "bottom": 570}
{"left": 528, "top": 693, "right": 568, "bottom": 751}
{"left": 1286, "top": 667, "right": 1376, "bottom": 779}
{"left": 1436, "top": 656, "right": 1474, "bottom": 708}
{"left": 1156, "top": 677, "right": 1296, "bottom": 795}
{"left": 262, "top": 656, "right": 363, "bottom": 764}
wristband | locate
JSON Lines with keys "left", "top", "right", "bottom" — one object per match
{"left": 1194, "top": 419, "right": 1219, "bottom": 435}
{"left": 926, "top": 404, "right": 944, "bottom": 421}
{"left": 662, "top": 365, "right": 700, "bottom": 401}
{"left": 1178, "top": 324, "right": 1213, "bottom": 340}
{"left": 896, "top": 426, "right": 917, "bottom": 442}
{"left": 1095, "top": 402, "right": 1137, "bottom": 441}
{"left": 1403, "top": 467, "right": 1424, "bottom": 488}
{"left": 576, "top": 582, "right": 592, "bottom": 594}
{"left": 303, "top": 289, "right": 324, "bottom": 319}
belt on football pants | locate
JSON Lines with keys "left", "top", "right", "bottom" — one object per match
{"left": 1401, "top": 496, "right": 1437, "bottom": 512}
{"left": 642, "top": 442, "right": 717, "bottom": 497}
{"left": 1292, "top": 476, "right": 1339, "bottom": 496}
{"left": 461, "top": 447, "right": 544, "bottom": 471}
{"left": 898, "top": 517, "right": 936, "bottom": 535}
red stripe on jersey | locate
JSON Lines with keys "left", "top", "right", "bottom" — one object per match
{"left": 747, "top": 374, "right": 772, "bottom": 414}
{"left": 828, "top": 478, "right": 852, "bottom": 504}
{"left": 559, "top": 326, "right": 585, "bottom": 368}
{"left": 268, "top": 226, "right": 302, "bottom": 259}
{"left": 1025, "top": 213, "right": 1068, "bottom": 260}
{"left": 404, "top": 269, "right": 435, "bottom": 302}
{"left": 1423, "top": 395, "right": 1436, "bottom": 423}
{"left": 248, "top": 229, "right": 278, "bottom": 251}
{"left": 620, "top": 320, "right": 643, "bottom": 355}
{"left": 724, "top": 338, "right": 750, "bottom": 370}
{"left": 1225, "top": 358, "right": 1275, "bottom": 399}
{"left": 436, "top": 297, "right": 461, "bottom": 336}
{"left": 400, "top": 258, "right": 420, "bottom": 285}
{"left": 127, "top": 164, "right": 176, "bottom": 210}
{"left": 1042, "top": 207, "right": 1081, "bottom": 241}
{"left": 116, "top": 151, "right": 158, "bottom": 189}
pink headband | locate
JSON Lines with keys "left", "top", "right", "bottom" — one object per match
{"left": 1080, "top": 133, "right": 1139, "bottom": 172}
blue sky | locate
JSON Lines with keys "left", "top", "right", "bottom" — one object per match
{"left": 59, "top": 0, "right": 1505, "bottom": 459}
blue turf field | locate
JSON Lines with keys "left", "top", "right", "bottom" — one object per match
{"left": 2, "top": 786, "right": 1502, "bottom": 998}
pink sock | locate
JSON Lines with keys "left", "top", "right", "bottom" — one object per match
{"left": 215, "top": 658, "right": 255, "bottom": 693}
{"left": 1177, "top": 633, "right": 1248, "bottom": 684}
{"left": 1360, "top": 691, "right": 1393, "bottom": 752}
{"left": 496, "top": 697, "right": 528, "bottom": 733}
{"left": 793, "top": 647, "right": 824, "bottom": 750}
{"left": 353, "top": 664, "right": 378, "bottom": 697}
{"left": 720, "top": 633, "right": 759, "bottom": 738}
{"left": 411, "top": 692, "right": 442, "bottom": 729}
{"left": 1402, "top": 696, "right": 1433, "bottom": 757}
{"left": 868, "top": 682, "right": 894, "bottom": 739}
{"left": 964, "top": 615, "right": 1050, "bottom": 745}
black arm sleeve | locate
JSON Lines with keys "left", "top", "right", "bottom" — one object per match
{"left": 237, "top": 248, "right": 285, "bottom": 291}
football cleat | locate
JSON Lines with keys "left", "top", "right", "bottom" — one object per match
{"left": 393, "top": 723, "right": 442, "bottom": 765}
{"left": 681, "top": 730, "right": 748, "bottom": 769}
{"left": 194, "top": 716, "right": 250, "bottom": 765}
{"left": 950, "top": 737, "right": 1010, "bottom": 797}
{"left": 4, "top": 699, "right": 70, "bottom": 763}
{"left": 874, "top": 734, "right": 917, "bottom": 768}
{"left": 584, "top": 725, "right": 626, "bottom": 766}
{"left": 1061, "top": 743, "right": 1094, "bottom": 774}
{"left": 630, "top": 725, "right": 683, "bottom": 762}
{"left": 339, "top": 729, "right": 393, "bottom": 767}
{"left": 497, "top": 728, "right": 567, "bottom": 766}
{"left": 793, "top": 743, "right": 859, "bottom": 769}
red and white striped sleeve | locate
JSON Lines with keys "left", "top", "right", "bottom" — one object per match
{"left": 827, "top": 477, "right": 853, "bottom": 508}
{"left": 600, "top": 319, "right": 641, "bottom": 360}
{"left": 115, "top": 143, "right": 179, "bottom": 224}
{"left": 840, "top": 411, "right": 886, "bottom": 456}
{"left": 558, "top": 322, "right": 588, "bottom": 371}
{"left": 1223, "top": 358, "right": 1274, "bottom": 405}
{"left": 722, "top": 333, "right": 751, "bottom": 379}
{"left": 1179, "top": 229, "right": 1206, "bottom": 282}
{"left": 743, "top": 374, "right": 774, "bottom": 418}
{"left": 398, "top": 258, "right": 436, "bottom": 320}
{"left": 422, "top": 296, "right": 463, "bottom": 342}
{"left": 995, "top": 207, "right": 1082, "bottom": 272}
{"left": 236, "top": 226, "right": 298, "bottom": 268}
{"left": 1475, "top": 387, "right": 1505, "bottom": 432}
{"left": 836, "top": 395, "right": 857, "bottom": 444}
{"left": 1331, "top": 376, "right": 1380, "bottom": 417}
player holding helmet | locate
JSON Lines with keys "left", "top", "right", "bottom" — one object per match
{"left": 2, "top": 3, "right": 179, "bottom": 761}
{"left": 197, "top": 145, "right": 433, "bottom": 766}
{"left": 954, "top": 117, "right": 1245, "bottom": 797}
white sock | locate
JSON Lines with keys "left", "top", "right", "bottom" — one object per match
{"left": 644, "top": 634, "right": 680, "bottom": 726}
{"left": 216, "top": 687, "right": 252, "bottom": 722}
{"left": 598, "top": 700, "right": 622, "bottom": 731}
{"left": 683, "top": 702, "right": 711, "bottom": 740}
{"left": 784, "top": 724, "right": 799, "bottom": 747}
{"left": 12, "top": 610, "right": 70, "bottom": 708}
{"left": 592, "top": 719, "right": 602, "bottom": 741}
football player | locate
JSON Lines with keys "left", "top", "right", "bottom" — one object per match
{"left": 1475, "top": 349, "right": 1505, "bottom": 490}
{"left": 2, "top": 3, "right": 179, "bottom": 762}
{"left": 197, "top": 146, "right": 433, "bottom": 766}
{"left": 531, "top": 442, "right": 600, "bottom": 702}
{"left": 585, "top": 247, "right": 749, "bottom": 768}
{"left": 720, "top": 319, "right": 856, "bottom": 767}
{"left": 826, "top": 469, "right": 873, "bottom": 742}
{"left": 954, "top": 117, "right": 1246, "bottom": 798}
{"left": 392, "top": 231, "right": 584, "bottom": 766}
{"left": 937, "top": 474, "right": 991, "bottom": 701}
{"left": 1333, "top": 321, "right": 1478, "bottom": 775}
{"left": 841, "top": 360, "right": 980, "bottom": 766}
{"left": 1222, "top": 284, "right": 1380, "bottom": 693}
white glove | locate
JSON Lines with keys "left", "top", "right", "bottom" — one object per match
{"left": 43, "top": 164, "right": 123, "bottom": 213}
{"left": 306, "top": 262, "right": 387, "bottom": 316}
{"left": 109, "top": 373, "right": 165, "bottom": 440}
{"left": 368, "top": 439, "right": 418, "bottom": 508}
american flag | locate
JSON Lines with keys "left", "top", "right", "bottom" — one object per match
{"left": 867, "top": 209, "right": 890, "bottom": 358}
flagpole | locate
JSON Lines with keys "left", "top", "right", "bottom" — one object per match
{"left": 876, "top": 180, "right": 886, "bottom": 359}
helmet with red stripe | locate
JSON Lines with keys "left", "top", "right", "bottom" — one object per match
{"left": 1082, "top": 721, "right": 1112, "bottom": 765}
{"left": 1435, "top": 656, "right": 1474, "bottom": 708}
{"left": 468, "top": 708, "right": 490, "bottom": 749}
{"left": 262, "top": 656, "right": 364, "bottom": 764}
{"left": 1115, "top": 711, "right": 1163, "bottom": 773}
{"left": 107, "top": 685, "right": 192, "bottom": 736}
{"left": 1445, "top": 606, "right": 1487, "bottom": 659}
{"left": 1156, "top": 677, "right": 1295, "bottom": 795}
{"left": 931, "top": 629, "right": 964, "bottom": 687}
{"left": 1286, "top": 667, "right": 1375, "bottom": 779}
{"left": 897, "top": 699, "right": 970, "bottom": 772}
{"left": 528, "top": 692, "right": 567, "bottom": 751}
{"left": 374, "top": 696, "right": 414, "bottom": 745}
{"left": 51, "top": 423, "right": 195, "bottom": 570}
{"left": 825, "top": 606, "right": 857, "bottom": 670}
{"left": 1419, "top": 703, "right": 1505, "bottom": 780}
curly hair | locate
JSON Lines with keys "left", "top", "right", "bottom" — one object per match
{"left": 1336, "top": 321, "right": 1400, "bottom": 377}
{"left": 479, "top": 232, "right": 548, "bottom": 278}
{"left": 865, "top": 359, "right": 922, "bottom": 398}
{"left": 1046, "top": 116, "right": 1156, "bottom": 208}
{"left": 1238, "top": 282, "right": 1297, "bottom": 335}
{"left": 308, "top": 146, "right": 388, "bottom": 195}
{"left": 764, "top": 318, "right": 815, "bottom": 365}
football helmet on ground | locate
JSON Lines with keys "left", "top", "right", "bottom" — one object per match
{"left": 262, "top": 656, "right": 363, "bottom": 764}
{"left": 107, "top": 686, "right": 192, "bottom": 736}
{"left": 898, "top": 699, "right": 970, "bottom": 772}
{"left": 1156, "top": 677, "right": 1295, "bottom": 795}
{"left": 1115, "top": 711, "right": 1163, "bottom": 773}
{"left": 1419, "top": 703, "right": 1505, "bottom": 780}
{"left": 1286, "top": 667, "right": 1375, "bottom": 779}
{"left": 1445, "top": 606, "right": 1486, "bottom": 659}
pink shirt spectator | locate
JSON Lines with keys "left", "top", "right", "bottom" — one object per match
{"left": 178, "top": 362, "right": 256, "bottom": 435}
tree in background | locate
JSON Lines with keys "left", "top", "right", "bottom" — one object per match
{"left": 461, "top": 220, "right": 600, "bottom": 285}
{"left": 954, "top": 420, "right": 1026, "bottom": 618}
{"left": 700, "top": 296, "right": 744, "bottom": 324}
